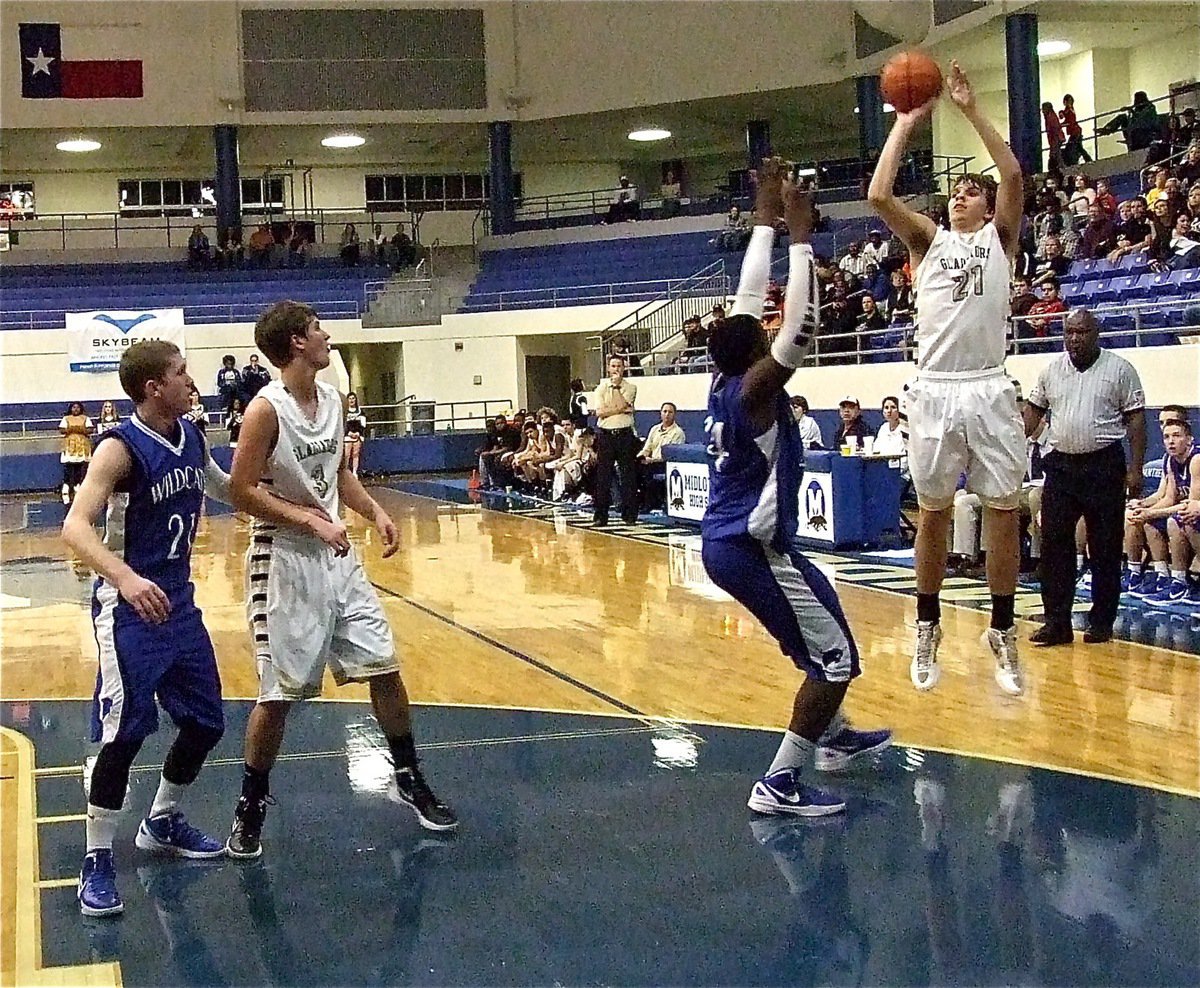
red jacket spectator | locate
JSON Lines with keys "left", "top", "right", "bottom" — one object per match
{"left": 1026, "top": 294, "right": 1068, "bottom": 337}
{"left": 1094, "top": 180, "right": 1118, "bottom": 217}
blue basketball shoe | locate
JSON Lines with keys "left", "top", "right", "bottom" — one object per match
{"left": 78, "top": 849, "right": 123, "bottom": 917}
{"left": 747, "top": 768, "right": 846, "bottom": 817}
{"left": 1129, "top": 571, "right": 1164, "bottom": 599}
{"left": 814, "top": 726, "right": 893, "bottom": 772}
{"left": 1145, "top": 579, "right": 1188, "bottom": 609}
{"left": 135, "top": 811, "right": 225, "bottom": 858}
{"left": 1120, "top": 570, "right": 1143, "bottom": 595}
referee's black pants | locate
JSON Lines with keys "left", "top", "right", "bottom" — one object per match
{"left": 1040, "top": 442, "right": 1126, "bottom": 632}
{"left": 594, "top": 426, "right": 639, "bottom": 524}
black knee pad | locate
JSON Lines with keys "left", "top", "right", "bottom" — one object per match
{"left": 163, "top": 720, "right": 223, "bottom": 786}
{"left": 89, "top": 739, "right": 142, "bottom": 809}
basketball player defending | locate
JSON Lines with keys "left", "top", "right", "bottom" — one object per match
{"left": 868, "top": 61, "right": 1026, "bottom": 696}
{"left": 225, "top": 301, "right": 456, "bottom": 858}
{"left": 63, "top": 341, "right": 235, "bottom": 916}
{"left": 703, "top": 159, "right": 892, "bottom": 817}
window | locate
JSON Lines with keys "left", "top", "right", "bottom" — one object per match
{"left": 119, "top": 178, "right": 215, "bottom": 217}
{"left": 0, "top": 182, "right": 36, "bottom": 217}
{"left": 364, "top": 171, "right": 520, "bottom": 212}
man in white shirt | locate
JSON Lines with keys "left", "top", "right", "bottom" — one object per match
{"left": 862, "top": 230, "right": 890, "bottom": 268}
{"left": 838, "top": 241, "right": 872, "bottom": 279}
{"left": 593, "top": 356, "right": 639, "bottom": 525}
{"left": 637, "top": 402, "right": 687, "bottom": 512}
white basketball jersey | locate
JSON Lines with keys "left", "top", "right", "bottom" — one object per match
{"left": 914, "top": 222, "right": 1011, "bottom": 373}
{"left": 255, "top": 379, "right": 343, "bottom": 538}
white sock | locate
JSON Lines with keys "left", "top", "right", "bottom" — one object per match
{"left": 1171, "top": 569, "right": 1186, "bottom": 585}
{"left": 1129, "top": 561, "right": 1143, "bottom": 576}
{"left": 86, "top": 803, "right": 122, "bottom": 852}
{"left": 1154, "top": 561, "right": 1170, "bottom": 576}
{"left": 149, "top": 776, "right": 185, "bottom": 818}
{"left": 767, "top": 731, "right": 816, "bottom": 775}
{"left": 1076, "top": 554, "right": 1085, "bottom": 570}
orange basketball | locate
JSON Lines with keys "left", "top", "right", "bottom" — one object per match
{"left": 880, "top": 51, "right": 943, "bottom": 114}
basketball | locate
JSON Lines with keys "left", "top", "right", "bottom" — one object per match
{"left": 880, "top": 51, "right": 943, "bottom": 113}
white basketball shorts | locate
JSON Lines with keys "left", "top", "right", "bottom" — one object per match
{"left": 904, "top": 368, "right": 1025, "bottom": 512}
{"left": 246, "top": 531, "right": 398, "bottom": 701}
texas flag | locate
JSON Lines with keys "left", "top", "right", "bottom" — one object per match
{"left": 19, "top": 23, "right": 143, "bottom": 99}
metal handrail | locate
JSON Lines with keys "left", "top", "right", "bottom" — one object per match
{"left": 454, "top": 274, "right": 727, "bottom": 312}
{"left": 0, "top": 298, "right": 362, "bottom": 332}
{"left": 1141, "top": 141, "right": 1197, "bottom": 186}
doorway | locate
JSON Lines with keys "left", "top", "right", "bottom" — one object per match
{"left": 525, "top": 355, "right": 572, "bottom": 416}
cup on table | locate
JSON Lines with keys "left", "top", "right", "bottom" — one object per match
{"left": 840, "top": 444, "right": 853, "bottom": 456}
{"left": 862, "top": 437, "right": 874, "bottom": 456}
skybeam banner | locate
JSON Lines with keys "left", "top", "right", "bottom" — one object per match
{"left": 66, "top": 309, "right": 185, "bottom": 373}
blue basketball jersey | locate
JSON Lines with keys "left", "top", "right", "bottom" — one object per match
{"left": 1142, "top": 457, "right": 1164, "bottom": 498}
{"left": 702, "top": 373, "right": 802, "bottom": 551}
{"left": 1168, "top": 444, "right": 1198, "bottom": 501}
{"left": 99, "top": 415, "right": 208, "bottom": 596}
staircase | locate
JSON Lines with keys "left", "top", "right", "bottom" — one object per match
{"left": 362, "top": 244, "right": 479, "bottom": 328}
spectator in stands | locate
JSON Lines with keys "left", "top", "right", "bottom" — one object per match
{"left": 568, "top": 379, "right": 590, "bottom": 428}
{"left": 660, "top": 168, "right": 682, "bottom": 218}
{"left": 1147, "top": 197, "right": 1175, "bottom": 260}
{"left": 185, "top": 388, "right": 207, "bottom": 434}
{"left": 609, "top": 335, "right": 642, "bottom": 376}
{"left": 1025, "top": 280, "right": 1068, "bottom": 338}
{"left": 1153, "top": 211, "right": 1200, "bottom": 271}
{"left": 216, "top": 355, "right": 242, "bottom": 414}
{"left": 1060, "top": 94, "right": 1092, "bottom": 165}
{"left": 682, "top": 314, "right": 708, "bottom": 356}
{"left": 1145, "top": 167, "right": 1170, "bottom": 208}
{"left": 227, "top": 398, "right": 245, "bottom": 449}
{"left": 59, "top": 401, "right": 94, "bottom": 504}
{"left": 790, "top": 396, "right": 824, "bottom": 449}
{"left": 96, "top": 400, "right": 121, "bottom": 436}
{"left": 1175, "top": 144, "right": 1200, "bottom": 189}
{"left": 875, "top": 396, "right": 906, "bottom": 456}
{"left": 338, "top": 392, "right": 367, "bottom": 477}
{"left": 862, "top": 229, "right": 890, "bottom": 268}
{"left": 1031, "top": 234, "right": 1070, "bottom": 287}
{"left": 635, "top": 402, "right": 687, "bottom": 512}
{"left": 1047, "top": 213, "right": 1079, "bottom": 259}
{"left": 286, "top": 223, "right": 312, "bottom": 268}
{"left": 1067, "top": 174, "right": 1095, "bottom": 228}
{"left": 1187, "top": 183, "right": 1200, "bottom": 225}
{"left": 885, "top": 269, "right": 914, "bottom": 323}
{"left": 1032, "top": 192, "right": 1067, "bottom": 244}
{"left": 339, "top": 223, "right": 361, "bottom": 266}
{"left": 1109, "top": 197, "right": 1153, "bottom": 262}
{"left": 715, "top": 206, "right": 751, "bottom": 251}
{"left": 1077, "top": 202, "right": 1117, "bottom": 260}
{"left": 248, "top": 223, "right": 273, "bottom": 268}
{"left": 368, "top": 224, "right": 387, "bottom": 265}
{"left": 187, "top": 225, "right": 212, "bottom": 270}
{"left": 240, "top": 353, "right": 271, "bottom": 403}
{"left": 606, "top": 176, "right": 639, "bottom": 224}
{"left": 857, "top": 294, "right": 887, "bottom": 335}
{"left": 1042, "top": 101, "right": 1066, "bottom": 172}
{"left": 1010, "top": 276, "right": 1039, "bottom": 319}
{"left": 1094, "top": 178, "right": 1117, "bottom": 216}
{"left": 218, "top": 228, "right": 244, "bottom": 269}
{"left": 1177, "top": 109, "right": 1198, "bottom": 148}
{"left": 838, "top": 241, "right": 873, "bottom": 280}
{"left": 1096, "top": 91, "right": 1160, "bottom": 152}
{"left": 1042, "top": 175, "right": 1069, "bottom": 210}
{"left": 833, "top": 396, "right": 870, "bottom": 450}
{"left": 390, "top": 224, "right": 416, "bottom": 270}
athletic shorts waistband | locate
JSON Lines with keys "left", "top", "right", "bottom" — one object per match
{"left": 916, "top": 366, "right": 1007, "bottom": 382}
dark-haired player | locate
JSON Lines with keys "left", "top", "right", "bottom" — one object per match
{"left": 63, "top": 341, "right": 235, "bottom": 916}
{"left": 702, "top": 159, "right": 891, "bottom": 818}
{"left": 868, "top": 61, "right": 1026, "bottom": 696}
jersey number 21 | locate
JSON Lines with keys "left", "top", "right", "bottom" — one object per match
{"left": 951, "top": 265, "right": 984, "bottom": 302}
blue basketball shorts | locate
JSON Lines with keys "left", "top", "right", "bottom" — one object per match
{"left": 90, "top": 580, "right": 224, "bottom": 746}
{"left": 701, "top": 534, "right": 861, "bottom": 683}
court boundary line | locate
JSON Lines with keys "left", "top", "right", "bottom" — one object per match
{"left": 0, "top": 725, "right": 120, "bottom": 988}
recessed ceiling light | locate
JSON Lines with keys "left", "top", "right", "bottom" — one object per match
{"left": 1038, "top": 40, "right": 1071, "bottom": 57}
{"left": 322, "top": 134, "right": 365, "bottom": 149}
{"left": 57, "top": 138, "right": 101, "bottom": 153}
{"left": 628, "top": 128, "right": 671, "bottom": 142}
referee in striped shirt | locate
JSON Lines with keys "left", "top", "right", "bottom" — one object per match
{"left": 1023, "top": 309, "right": 1147, "bottom": 645}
